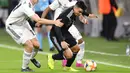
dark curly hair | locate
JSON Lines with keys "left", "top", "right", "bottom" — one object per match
{"left": 75, "top": 1, "right": 87, "bottom": 10}
{"left": 75, "top": 1, "right": 89, "bottom": 16}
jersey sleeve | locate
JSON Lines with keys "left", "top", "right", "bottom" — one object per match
{"left": 49, "top": 0, "right": 60, "bottom": 10}
{"left": 22, "top": 2, "right": 35, "bottom": 17}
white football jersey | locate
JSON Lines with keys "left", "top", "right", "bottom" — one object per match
{"left": 49, "top": 0, "right": 77, "bottom": 20}
{"left": 49, "top": 0, "right": 77, "bottom": 10}
{"left": 6, "top": 0, "right": 35, "bottom": 25}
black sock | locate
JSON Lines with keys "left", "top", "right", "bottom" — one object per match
{"left": 66, "top": 52, "right": 77, "bottom": 67}
{"left": 52, "top": 53, "right": 64, "bottom": 60}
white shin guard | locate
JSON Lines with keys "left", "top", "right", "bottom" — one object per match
{"left": 76, "top": 42, "right": 85, "bottom": 63}
{"left": 22, "top": 50, "right": 32, "bottom": 69}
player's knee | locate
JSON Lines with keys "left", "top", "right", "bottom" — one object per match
{"left": 78, "top": 38, "right": 84, "bottom": 44}
{"left": 63, "top": 48, "right": 73, "bottom": 59}
{"left": 65, "top": 54, "right": 73, "bottom": 59}
{"left": 75, "top": 47, "right": 80, "bottom": 52}
{"left": 71, "top": 45, "right": 80, "bottom": 53}
{"left": 24, "top": 42, "right": 34, "bottom": 53}
{"left": 27, "top": 44, "right": 34, "bottom": 50}
{"left": 24, "top": 40, "right": 34, "bottom": 49}
{"left": 33, "top": 41, "right": 40, "bottom": 49}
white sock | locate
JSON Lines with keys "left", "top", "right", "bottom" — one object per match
{"left": 76, "top": 42, "right": 85, "bottom": 63}
{"left": 22, "top": 50, "right": 32, "bottom": 69}
{"left": 31, "top": 48, "right": 38, "bottom": 59}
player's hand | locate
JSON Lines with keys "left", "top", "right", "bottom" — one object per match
{"left": 35, "top": 23, "right": 41, "bottom": 27}
{"left": 79, "top": 15, "right": 88, "bottom": 24}
{"left": 61, "top": 41, "right": 69, "bottom": 49}
{"left": 81, "top": 18, "right": 88, "bottom": 24}
{"left": 88, "top": 14, "right": 98, "bottom": 18}
{"left": 54, "top": 19, "right": 63, "bottom": 27}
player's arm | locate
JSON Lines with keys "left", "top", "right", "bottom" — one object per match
{"left": 22, "top": 2, "right": 63, "bottom": 27}
{"left": 41, "top": 0, "right": 60, "bottom": 18}
{"left": 53, "top": 17, "right": 66, "bottom": 42}
{"left": 79, "top": 14, "right": 88, "bottom": 24}
{"left": 41, "top": 6, "right": 53, "bottom": 18}
{"left": 31, "top": 14, "right": 63, "bottom": 27}
{"left": 82, "top": 12, "right": 97, "bottom": 18}
{"left": 79, "top": 13, "right": 97, "bottom": 24}
{"left": 88, "top": 14, "right": 98, "bottom": 18}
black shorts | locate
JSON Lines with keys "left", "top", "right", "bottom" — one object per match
{"left": 50, "top": 30, "right": 77, "bottom": 53}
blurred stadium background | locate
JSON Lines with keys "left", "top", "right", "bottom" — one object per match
{"left": 0, "top": 0, "right": 130, "bottom": 73}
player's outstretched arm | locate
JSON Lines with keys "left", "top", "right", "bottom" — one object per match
{"left": 88, "top": 14, "right": 98, "bottom": 18}
{"left": 79, "top": 15, "right": 88, "bottom": 24}
{"left": 31, "top": 13, "right": 63, "bottom": 27}
{"left": 79, "top": 14, "right": 98, "bottom": 24}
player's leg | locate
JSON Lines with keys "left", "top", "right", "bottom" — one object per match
{"left": 76, "top": 38, "right": 85, "bottom": 67}
{"left": 6, "top": 24, "right": 34, "bottom": 72}
{"left": 35, "top": 11, "right": 43, "bottom": 51}
{"left": 68, "top": 25, "right": 85, "bottom": 67}
{"left": 24, "top": 22, "right": 41, "bottom": 68}
{"left": 36, "top": 27, "right": 43, "bottom": 51}
{"left": 63, "top": 35, "right": 80, "bottom": 72}
{"left": 47, "top": 35, "right": 64, "bottom": 69}
{"left": 21, "top": 27, "right": 41, "bottom": 71}
{"left": 64, "top": 44, "right": 80, "bottom": 72}
{"left": 30, "top": 38, "right": 41, "bottom": 68}
{"left": 46, "top": 26, "right": 55, "bottom": 51}
{"left": 48, "top": 33, "right": 73, "bottom": 69}
{"left": 22, "top": 40, "right": 34, "bottom": 72}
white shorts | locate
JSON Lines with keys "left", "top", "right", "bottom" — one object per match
{"left": 68, "top": 24, "right": 82, "bottom": 41}
{"left": 6, "top": 21, "right": 36, "bottom": 44}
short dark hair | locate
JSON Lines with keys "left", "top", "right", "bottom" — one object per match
{"left": 75, "top": 1, "right": 87, "bottom": 10}
{"left": 75, "top": 1, "right": 89, "bottom": 16}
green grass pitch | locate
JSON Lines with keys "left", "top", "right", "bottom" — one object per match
{"left": 0, "top": 28, "right": 130, "bottom": 73}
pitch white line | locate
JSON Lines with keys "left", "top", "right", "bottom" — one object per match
{"left": 85, "top": 50, "right": 127, "bottom": 56}
{"left": 0, "top": 44, "right": 130, "bottom": 69}
{"left": 93, "top": 60, "right": 130, "bottom": 69}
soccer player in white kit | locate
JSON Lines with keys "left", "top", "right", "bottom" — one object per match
{"left": 42, "top": 0, "right": 97, "bottom": 67}
{"left": 5, "top": 0, "right": 63, "bottom": 72}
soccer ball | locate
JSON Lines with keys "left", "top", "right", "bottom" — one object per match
{"left": 84, "top": 60, "right": 97, "bottom": 72}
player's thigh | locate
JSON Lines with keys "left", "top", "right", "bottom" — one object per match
{"left": 70, "top": 44, "right": 80, "bottom": 53}
{"left": 65, "top": 32, "right": 80, "bottom": 52}
{"left": 22, "top": 22, "right": 36, "bottom": 44}
{"left": 68, "top": 25, "right": 82, "bottom": 41}
{"left": 24, "top": 40, "right": 34, "bottom": 53}
{"left": 50, "top": 32, "right": 73, "bottom": 59}
{"left": 65, "top": 33, "right": 77, "bottom": 48}
{"left": 50, "top": 35, "right": 63, "bottom": 52}
{"left": 63, "top": 48, "right": 73, "bottom": 59}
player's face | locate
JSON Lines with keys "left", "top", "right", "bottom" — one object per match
{"left": 74, "top": 7, "right": 83, "bottom": 16}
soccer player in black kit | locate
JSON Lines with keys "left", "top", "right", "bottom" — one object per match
{"left": 47, "top": 1, "right": 91, "bottom": 71}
